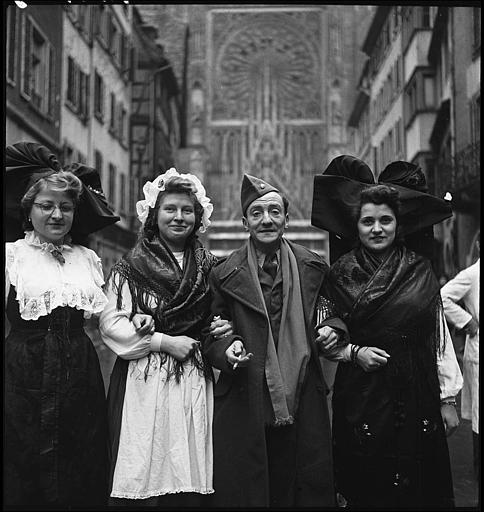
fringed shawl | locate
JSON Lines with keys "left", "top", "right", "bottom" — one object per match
{"left": 108, "top": 234, "right": 217, "bottom": 382}
{"left": 325, "top": 243, "right": 446, "bottom": 390}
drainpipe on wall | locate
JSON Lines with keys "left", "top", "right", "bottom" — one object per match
{"left": 448, "top": 7, "right": 464, "bottom": 270}
{"left": 87, "top": 31, "right": 94, "bottom": 169}
{"left": 449, "top": 8, "right": 456, "bottom": 168}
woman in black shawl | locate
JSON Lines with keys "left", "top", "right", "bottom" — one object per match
{"left": 99, "top": 169, "right": 230, "bottom": 506}
{"left": 313, "top": 161, "right": 463, "bottom": 509}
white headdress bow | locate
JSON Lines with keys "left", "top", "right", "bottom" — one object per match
{"left": 135, "top": 167, "right": 213, "bottom": 233}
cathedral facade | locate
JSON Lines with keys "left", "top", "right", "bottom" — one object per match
{"left": 138, "top": 4, "right": 374, "bottom": 254}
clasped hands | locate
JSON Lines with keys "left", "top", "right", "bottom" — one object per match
{"left": 130, "top": 313, "right": 233, "bottom": 362}
{"left": 316, "top": 325, "right": 390, "bottom": 372}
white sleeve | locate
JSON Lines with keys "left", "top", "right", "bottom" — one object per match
{"left": 99, "top": 274, "right": 164, "bottom": 360}
{"left": 441, "top": 269, "right": 473, "bottom": 330}
{"left": 437, "top": 308, "right": 463, "bottom": 400}
{"left": 5, "top": 268, "right": 11, "bottom": 304}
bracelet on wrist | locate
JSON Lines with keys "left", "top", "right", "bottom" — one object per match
{"left": 353, "top": 346, "right": 363, "bottom": 366}
{"left": 350, "top": 344, "right": 362, "bottom": 366}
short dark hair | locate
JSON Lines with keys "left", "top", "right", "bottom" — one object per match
{"left": 141, "top": 176, "right": 204, "bottom": 241}
{"left": 356, "top": 184, "right": 400, "bottom": 223}
{"left": 21, "top": 171, "right": 83, "bottom": 231}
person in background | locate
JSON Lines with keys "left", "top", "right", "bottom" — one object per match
{"left": 316, "top": 181, "right": 463, "bottom": 509}
{"left": 441, "top": 235, "right": 480, "bottom": 479}
{"left": 203, "top": 174, "right": 345, "bottom": 508}
{"left": 99, "top": 168, "right": 231, "bottom": 506}
{"left": 4, "top": 142, "right": 118, "bottom": 508}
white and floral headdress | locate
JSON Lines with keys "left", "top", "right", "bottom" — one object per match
{"left": 135, "top": 167, "right": 213, "bottom": 233}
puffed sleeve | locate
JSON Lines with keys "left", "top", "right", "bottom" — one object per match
{"left": 437, "top": 307, "right": 463, "bottom": 400}
{"left": 99, "top": 272, "right": 164, "bottom": 360}
{"left": 87, "top": 248, "right": 106, "bottom": 288}
{"left": 80, "top": 247, "right": 108, "bottom": 318}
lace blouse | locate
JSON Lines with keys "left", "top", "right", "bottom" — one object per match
{"left": 5, "top": 231, "right": 108, "bottom": 321}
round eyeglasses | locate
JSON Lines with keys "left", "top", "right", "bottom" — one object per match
{"left": 33, "top": 202, "right": 75, "bottom": 214}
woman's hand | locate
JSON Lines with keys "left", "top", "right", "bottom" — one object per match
{"left": 225, "top": 339, "right": 253, "bottom": 369}
{"left": 441, "top": 403, "right": 459, "bottom": 437}
{"left": 315, "top": 326, "right": 340, "bottom": 354}
{"left": 356, "top": 346, "right": 390, "bottom": 372}
{"left": 162, "top": 334, "right": 200, "bottom": 362}
{"left": 464, "top": 317, "right": 479, "bottom": 337}
{"left": 210, "top": 315, "right": 233, "bottom": 339}
{"left": 132, "top": 314, "right": 155, "bottom": 336}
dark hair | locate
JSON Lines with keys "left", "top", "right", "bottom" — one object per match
{"left": 141, "top": 176, "right": 204, "bottom": 241}
{"left": 21, "top": 171, "right": 83, "bottom": 231}
{"left": 356, "top": 184, "right": 401, "bottom": 223}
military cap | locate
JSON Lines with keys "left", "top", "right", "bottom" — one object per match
{"left": 241, "top": 174, "right": 282, "bottom": 214}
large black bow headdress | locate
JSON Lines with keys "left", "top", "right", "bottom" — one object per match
{"left": 5, "top": 142, "right": 119, "bottom": 242}
{"left": 311, "top": 156, "right": 453, "bottom": 263}
{"left": 63, "top": 162, "right": 120, "bottom": 240}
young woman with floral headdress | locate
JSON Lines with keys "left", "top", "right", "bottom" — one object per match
{"left": 100, "top": 168, "right": 231, "bottom": 506}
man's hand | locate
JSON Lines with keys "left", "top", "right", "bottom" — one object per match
{"left": 315, "top": 326, "right": 339, "bottom": 354}
{"left": 210, "top": 316, "right": 233, "bottom": 339}
{"left": 441, "top": 403, "right": 459, "bottom": 437}
{"left": 356, "top": 346, "right": 390, "bottom": 372}
{"left": 132, "top": 314, "right": 155, "bottom": 336}
{"left": 225, "top": 339, "right": 253, "bottom": 369}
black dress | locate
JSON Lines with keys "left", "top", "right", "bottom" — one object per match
{"left": 4, "top": 286, "right": 108, "bottom": 509}
{"left": 324, "top": 245, "right": 455, "bottom": 509}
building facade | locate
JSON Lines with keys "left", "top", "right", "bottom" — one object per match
{"left": 6, "top": 4, "right": 63, "bottom": 152}
{"left": 428, "top": 7, "right": 481, "bottom": 274}
{"left": 347, "top": 5, "right": 481, "bottom": 278}
{"left": 130, "top": 6, "right": 181, "bottom": 235}
{"left": 60, "top": 4, "right": 136, "bottom": 275}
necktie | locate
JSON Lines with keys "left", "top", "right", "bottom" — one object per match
{"left": 263, "top": 253, "right": 277, "bottom": 281}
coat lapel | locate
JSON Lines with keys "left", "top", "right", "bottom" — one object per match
{"left": 218, "top": 244, "right": 266, "bottom": 316}
{"left": 290, "top": 242, "right": 327, "bottom": 327}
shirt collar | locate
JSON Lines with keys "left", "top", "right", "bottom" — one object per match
{"left": 256, "top": 248, "right": 280, "bottom": 269}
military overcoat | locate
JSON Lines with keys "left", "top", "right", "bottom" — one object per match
{"left": 204, "top": 239, "right": 336, "bottom": 507}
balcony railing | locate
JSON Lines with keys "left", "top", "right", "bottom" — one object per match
{"left": 452, "top": 142, "right": 480, "bottom": 189}
{"left": 433, "top": 142, "right": 480, "bottom": 199}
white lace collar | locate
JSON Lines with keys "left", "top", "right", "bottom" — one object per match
{"left": 24, "top": 230, "right": 73, "bottom": 264}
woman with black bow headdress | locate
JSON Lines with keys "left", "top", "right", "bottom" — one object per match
{"left": 312, "top": 157, "right": 463, "bottom": 509}
{"left": 99, "top": 168, "right": 231, "bottom": 506}
{"left": 4, "top": 142, "right": 119, "bottom": 508}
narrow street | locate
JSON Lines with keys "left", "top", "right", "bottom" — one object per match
{"left": 448, "top": 411, "right": 479, "bottom": 508}
{"left": 447, "top": 332, "right": 479, "bottom": 509}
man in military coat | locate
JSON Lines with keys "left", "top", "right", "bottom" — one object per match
{"left": 204, "top": 174, "right": 345, "bottom": 507}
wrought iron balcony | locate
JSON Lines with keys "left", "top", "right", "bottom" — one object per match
{"left": 452, "top": 142, "right": 480, "bottom": 189}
